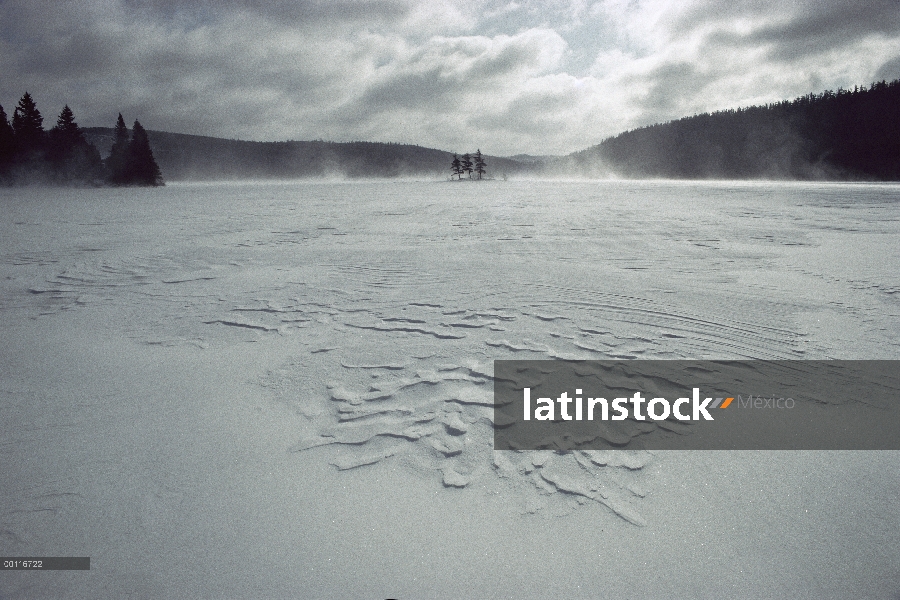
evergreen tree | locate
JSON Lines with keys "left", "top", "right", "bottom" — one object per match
{"left": 11, "top": 92, "right": 45, "bottom": 157}
{"left": 53, "top": 105, "right": 80, "bottom": 139}
{"left": 461, "top": 153, "right": 473, "bottom": 179}
{"left": 48, "top": 105, "right": 81, "bottom": 169}
{"left": 474, "top": 149, "right": 486, "bottom": 180}
{"left": 106, "top": 113, "right": 130, "bottom": 184}
{"left": 0, "top": 105, "right": 14, "bottom": 181}
{"left": 451, "top": 153, "right": 463, "bottom": 180}
{"left": 48, "top": 105, "right": 102, "bottom": 183}
{"left": 123, "top": 120, "right": 164, "bottom": 186}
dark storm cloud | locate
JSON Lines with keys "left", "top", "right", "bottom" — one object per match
{"left": 119, "top": 0, "right": 413, "bottom": 26}
{"left": 344, "top": 30, "right": 565, "bottom": 115}
{"left": 634, "top": 62, "right": 706, "bottom": 114}
{"left": 701, "top": 0, "right": 900, "bottom": 62}
{"left": 0, "top": 0, "right": 394, "bottom": 139}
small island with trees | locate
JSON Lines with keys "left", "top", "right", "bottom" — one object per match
{"left": 451, "top": 149, "right": 488, "bottom": 180}
{"left": 0, "top": 92, "right": 163, "bottom": 187}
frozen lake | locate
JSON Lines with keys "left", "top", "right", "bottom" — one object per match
{"left": 1, "top": 180, "right": 899, "bottom": 598}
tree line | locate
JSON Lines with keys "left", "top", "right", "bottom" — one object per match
{"left": 0, "top": 92, "right": 163, "bottom": 186}
{"left": 451, "top": 149, "right": 487, "bottom": 180}
{"left": 584, "top": 78, "right": 900, "bottom": 180}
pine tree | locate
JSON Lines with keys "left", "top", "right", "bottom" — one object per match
{"left": 474, "top": 149, "right": 486, "bottom": 180}
{"left": 11, "top": 92, "right": 45, "bottom": 157}
{"left": 48, "top": 106, "right": 82, "bottom": 169}
{"left": 48, "top": 105, "right": 102, "bottom": 183}
{"left": 451, "top": 154, "right": 463, "bottom": 180}
{"left": 106, "top": 114, "right": 130, "bottom": 184}
{"left": 54, "top": 106, "right": 80, "bottom": 138}
{"left": 461, "top": 153, "right": 473, "bottom": 179}
{"left": 123, "top": 120, "right": 163, "bottom": 186}
{"left": 0, "top": 105, "right": 14, "bottom": 181}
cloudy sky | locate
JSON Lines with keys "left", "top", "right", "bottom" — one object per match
{"left": 2, "top": 0, "right": 899, "bottom": 156}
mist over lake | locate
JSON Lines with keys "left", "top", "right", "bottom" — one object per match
{"left": 1, "top": 180, "right": 898, "bottom": 598}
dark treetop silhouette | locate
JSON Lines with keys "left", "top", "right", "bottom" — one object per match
{"left": 108, "top": 119, "right": 164, "bottom": 187}
{"left": 474, "top": 149, "right": 487, "bottom": 179}
{"left": 451, "top": 154, "right": 464, "bottom": 180}
{"left": 47, "top": 105, "right": 104, "bottom": 183}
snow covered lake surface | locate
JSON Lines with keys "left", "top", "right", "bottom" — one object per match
{"left": 1, "top": 180, "right": 899, "bottom": 598}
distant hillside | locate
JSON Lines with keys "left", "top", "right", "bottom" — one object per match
{"left": 84, "top": 80, "right": 900, "bottom": 183}
{"left": 570, "top": 79, "right": 900, "bottom": 180}
{"left": 82, "top": 128, "right": 529, "bottom": 181}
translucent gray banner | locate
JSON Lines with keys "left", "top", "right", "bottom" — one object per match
{"left": 493, "top": 360, "right": 900, "bottom": 450}
{"left": 1, "top": 557, "right": 90, "bottom": 570}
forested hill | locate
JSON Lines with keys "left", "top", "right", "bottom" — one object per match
{"left": 82, "top": 128, "right": 528, "bottom": 181}
{"left": 569, "top": 79, "right": 900, "bottom": 180}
